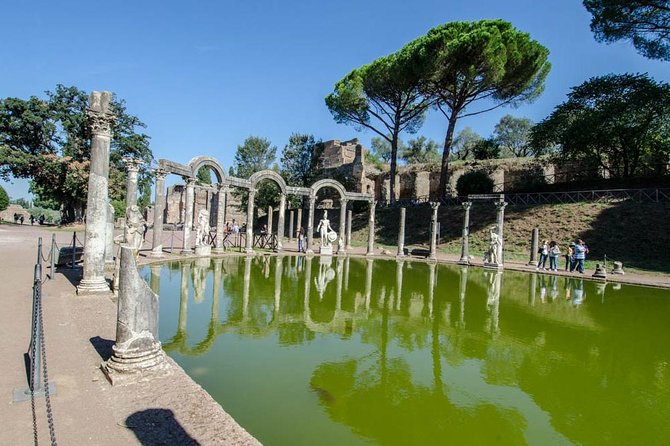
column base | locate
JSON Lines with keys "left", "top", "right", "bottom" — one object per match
{"left": 77, "top": 277, "right": 111, "bottom": 295}
{"left": 212, "top": 247, "right": 225, "bottom": 254}
{"left": 149, "top": 249, "right": 165, "bottom": 258}
{"left": 306, "top": 249, "right": 314, "bottom": 255}
{"left": 180, "top": 249, "right": 193, "bottom": 255}
{"left": 484, "top": 262, "right": 504, "bottom": 270}
{"left": 245, "top": 248, "right": 254, "bottom": 255}
{"left": 458, "top": 258, "right": 470, "bottom": 266}
{"left": 102, "top": 342, "right": 172, "bottom": 386}
{"left": 366, "top": 251, "right": 375, "bottom": 257}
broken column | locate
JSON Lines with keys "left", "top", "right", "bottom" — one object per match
{"left": 213, "top": 185, "right": 227, "bottom": 254}
{"left": 102, "top": 245, "right": 171, "bottom": 385}
{"left": 79, "top": 91, "right": 115, "bottom": 295}
{"left": 122, "top": 157, "right": 143, "bottom": 243}
{"left": 366, "top": 200, "right": 376, "bottom": 256}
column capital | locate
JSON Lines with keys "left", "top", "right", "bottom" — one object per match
{"left": 430, "top": 201, "right": 441, "bottom": 210}
{"left": 183, "top": 177, "right": 196, "bottom": 186}
{"left": 86, "top": 109, "right": 115, "bottom": 137}
{"left": 462, "top": 201, "right": 473, "bottom": 210}
{"left": 123, "top": 157, "right": 144, "bottom": 173}
{"left": 152, "top": 168, "right": 168, "bottom": 180}
{"left": 217, "top": 184, "right": 230, "bottom": 193}
{"left": 494, "top": 200, "right": 508, "bottom": 210}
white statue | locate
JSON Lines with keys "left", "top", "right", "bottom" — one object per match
{"left": 124, "top": 205, "right": 145, "bottom": 251}
{"left": 195, "top": 209, "right": 210, "bottom": 247}
{"left": 316, "top": 210, "right": 337, "bottom": 248}
{"left": 485, "top": 226, "right": 501, "bottom": 265}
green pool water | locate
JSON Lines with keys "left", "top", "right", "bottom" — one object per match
{"left": 141, "top": 255, "right": 670, "bottom": 446}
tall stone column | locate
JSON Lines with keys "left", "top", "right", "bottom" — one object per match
{"left": 365, "top": 258, "right": 373, "bottom": 310}
{"left": 288, "top": 210, "right": 294, "bottom": 242}
{"left": 213, "top": 185, "right": 228, "bottom": 254}
{"left": 150, "top": 168, "right": 168, "bottom": 258}
{"left": 277, "top": 194, "right": 286, "bottom": 251}
{"left": 346, "top": 209, "right": 352, "bottom": 250}
{"left": 306, "top": 196, "right": 315, "bottom": 254}
{"left": 528, "top": 228, "right": 539, "bottom": 266}
{"left": 458, "top": 201, "right": 472, "bottom": 265}
{"left": 397, "top": 207, "right": 406, "bottom": 258}
{"left": 297, "top": 207, "right": 303, "bottom": 234}
{"left": 494, "top": 199, "right": 507, "bottom": 268}
{"left": 338, "top": 198, "right": 348, "bottom": 254}
{"left": 180, "top": 178, "right": 195, "bottom": 254}
{"left": 79, "top": 91, "right": 115, "bottom": 295}
{"left": 429, "top": 202, "right": 440, "bottom": 261}
{"left": 366, "top": 200, "right": 376, "bottom": 256}
{"left": 267, "top": 206, "right": 274, "bottom": 235}
{"left": 246, "top": 188, "right": 256, "bottom": 254}
{"left": 123, "top": 157, "right": 143, "bottom": 209}
{"left": 105, "top": 203, "right": 115, "bottom": 267}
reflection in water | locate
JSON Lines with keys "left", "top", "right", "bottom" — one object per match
{"left": 146, "top": 257, "right": 670, "bottom": 446}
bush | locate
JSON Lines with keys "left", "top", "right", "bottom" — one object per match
{"left": 28, "top": 207, "right": 61, "bottom": 224}
{"left": 0, "top": 186, "right": 8, "bottom": 212}
{"left": 508, "top": 165, "right": 548, "bottom": 192}
{"left": 456, "top": 170, "right": 494, "bottom": 196}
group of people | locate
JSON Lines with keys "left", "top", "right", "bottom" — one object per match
{"left": 536, "top": 239, "right": 589, "bottom": 273}
{"left": 222, "top": 219, "right": 245, "bottom": 235}
{"left": 12, "top": 213, "right": 46, "bottom": 225}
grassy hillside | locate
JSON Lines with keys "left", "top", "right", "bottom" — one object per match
{"left": 349, "top": 201, "right": 670, "bottom": 273}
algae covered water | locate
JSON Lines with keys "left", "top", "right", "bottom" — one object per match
{"left": 141, "top": 255, "right": 670, "bottom": 446}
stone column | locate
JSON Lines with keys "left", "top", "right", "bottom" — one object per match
{"left": 458, "top": 201, "right": 472, "bottom": 265}
{"left": 366, "top": 200, "right": 376, "bottom": 256}
{"left": 494, "top": 199, "right": 507, "bottom": 268}
{"left": 429, "top": 202, "right": 440, "bottom": 261}
{"left": 150, "top": 169, "right": 168, "bottom": 258}
{"left": 123, "top": 158, "right": 143, "bottom": 209}
{"left": 288, "top": 210, "right": 294, "bottom": 242}
{"left": 365, "top": 258, "right": 373, "bottom": 310}
{"left": 338, "top": 198, "right": 348, "bottom": 254}
{"left": 396, "top": 260, "right": 404, "bottom": 311}
{"left": 346, "top": 209, "right": 352, "bottom": 250}
{"left": 306, "top": 196, "right": 315, "bottom": 254}
{"left": 267, "top": 206, "right": 274, "bottom": 236}
{"left": 242, "top": 256, "right": 251, "bottom": 320}
{"left": 213, "top": 185, "right": 228, "bottom": 254}
{"left": 297, "top": 207, "right": 303, "bottom": 235}
{"left": 277, "top": 194, "right": 286, "bottom": 251}
{"left": 79, "top": 91, "right": 115, "bottom": 295}
{"left": 397, "top": 207, "right": 406, "bottom": 258}
{"left": 180, "top": 178, "right": 195, "bottom": 254}
{"left": 245, "top": 188, "right": 256, "bottom": 254}
{"left": 458, "top": 266, "right": 468, "bottom": 328}
{"left": 102, "top": 245, "right": 171, "bottom": 385}
{"left": 105, "top": 203, "right": 115, "bottom": 268}
{"left": 528, "top": 228, "right": 539, "bottom": 266}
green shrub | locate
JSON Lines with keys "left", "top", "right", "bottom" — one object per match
{"left": 0, "top": 186, "right": 8, "bottom": 212}
{"left": 456, "top": 170, "right": 494, "bottom": 196}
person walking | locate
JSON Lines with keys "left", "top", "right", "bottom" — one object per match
{"left": 299, "top": 227, "right": 305, "bottom": 253}
{"left": 536, "top": 240, "right": 549, "bottom": 270}
{"left": 548, "top": 241, "right": 560, "bottom": 271}
{"left": 573, "top": 239, "right": 588, "bottom": 273}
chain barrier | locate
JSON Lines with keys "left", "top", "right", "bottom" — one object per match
{"left": 28, "top": 237, "right": 58, "bottom": 446}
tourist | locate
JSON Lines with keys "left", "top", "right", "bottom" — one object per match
{"left": 232, "top": 220, "right": 239, "bottom": 234}
{"left": 536, "top": 240, "right": 549, "bottom": 270}
{"left": 573, "top": 239, "right": 587, "bottom": 273}
{"left": 240, "top": 223, "right": 247, "bottom": 233}
{"left": 548, "top": 241, "right": 560, "bottom": 271}
{"left": 29, "top": 215, "right": 35, "bottom": 225}
{"left": 297, "top": 227, "right": 305, "bottom": 253}
{"left": 565, "top": 242, "right": 574, "bottom": 271}
{"left": 19, "top": 215, "right": 24, "bottom": 225}
{"left": 39, "top": 214, "right": 45, "bottom": 225}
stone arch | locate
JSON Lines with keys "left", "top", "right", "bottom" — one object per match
{"left": 188, "top": 156, "right": 226, "bottom": 183}
{"left": 311, "top": 179, "right": 347, "bottom": 200}
{"left": 249, "top": 169, "right": 287, "bottom": 194}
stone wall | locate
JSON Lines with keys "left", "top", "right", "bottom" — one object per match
{"left": 0, "top": 204, "right": 30, "bottom": 223}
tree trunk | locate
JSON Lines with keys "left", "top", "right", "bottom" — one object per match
{"left": 389, "top": 131, "right": 399, "bottom": 204}
{"left": 438, "top": 115, "right": 459, "bottom": 198}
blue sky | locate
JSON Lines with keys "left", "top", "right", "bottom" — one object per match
{"left": 1, "top": 0, "right": 667, "bottom": 199}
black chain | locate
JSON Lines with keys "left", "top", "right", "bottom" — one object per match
{"left": 37, "top": 282, "right": 57, "bottom": 445}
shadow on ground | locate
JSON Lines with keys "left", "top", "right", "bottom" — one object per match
{"left": 90, "top": 336, "right": 114, "bottom": 362}
{"left": 125, "top": 408, "right": 200, "bottom": 445}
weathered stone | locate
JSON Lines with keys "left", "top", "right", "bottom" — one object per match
{"left": 102, "top": 245, "right": 171, "bottom": 385}
{"left": 397, "top": 207, "right": 406, "bottom": 258}
{"left": 592, "top": 263, "right": 608, "bottom": 279}
{"left": 105, "top": 203, "right": 115, "bottom": 268}
{"left": 612, "top": 261, "right": 625, "bottom": 275}
{"left": 429, "top": 202, "right": 440, "bottom": 261}
{"left": 458, "top": 202, "right": 472, "bottom": 265}
{"left": 528, "top": 228, "right": 539, "bottom": 265}
{"left": 150, "top": 169, "right": 168, "bottom": 257}
{"left": 366, "top": 201, "right": 376, "bottom": 256}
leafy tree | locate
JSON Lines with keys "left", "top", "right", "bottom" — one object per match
{"left": 0, "top": 185, "right": 9, "bottom": 212}
{"left": 370, "top": 136, "right": 408, "bottom": 164}
{"left": 11, "top": 197, "right": 30, "bottom": 208}
{"left": 401, "top": 136, "right": 440, "bottom": 164}
{"left": 584, "top": 0, "right": 670, "bottom": 61}
{"left": 280, "top": 133, "right": 324, "bottom": 208}
{"left": 472, "top": 138, "right": 501, "bottom": 160}
{"left": 493, "top": 115, "right": 534, "bottom": 157}
{"left": 456, "top": 170, "right": 494, "bottom": 196}
{"left": 233, "top": 136, "right": 279, "bottom": 213}
{"left": 325, "top": 51, "right": 431, "bottom": 202}
{"left": 531, "top": 73, "right": 670, "bottom": 178}
{"left": 451, "top": 127, "right": 482, "bottom": 160}
{"left": 406, "top": 19, "right": 550, "bottom": 197}
{"left": 0, "top": 85, "right": 151, "bottom": 222}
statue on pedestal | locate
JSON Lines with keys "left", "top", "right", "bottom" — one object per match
{"left": 316, "top": 210, "right": 337, "bottom": 254}
{"left": 195, "top": 209, "right": 210, "bottom": 247}
{"left": 484, "top": 226, "right": 501, "bottom": 266}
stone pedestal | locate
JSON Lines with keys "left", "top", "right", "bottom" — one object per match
{"left": 102, "top": 245, "right": 171, "bottom": 385}
{"left": 79, "top": 91, "right": 115, "bottom": 295}
{"left": 592, "top": 263, "right": 607, "bottom": 280}
{"left": 320, "top": 245, "right": 333, "bottom": 255}
{"left": 195, "top": 245, "right": 211, "bottom": 257}
{"left": 611, "top": 261, "right": 624, "bottom": 275}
